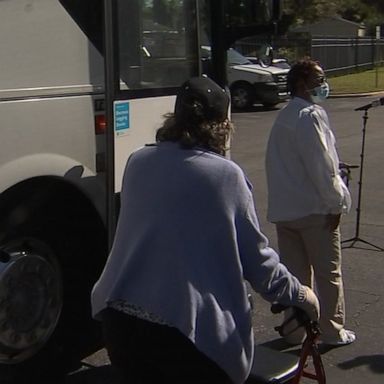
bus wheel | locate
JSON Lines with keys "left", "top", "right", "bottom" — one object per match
{"left": 0, "top": 239, "right": 62, "bottom": 365}
{"left": 0, "top": 214, "right": 105, "bottom": 382}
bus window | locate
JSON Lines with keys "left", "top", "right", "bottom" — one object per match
{"left": 117, "top": 0, "right": 199, "bottom": 90}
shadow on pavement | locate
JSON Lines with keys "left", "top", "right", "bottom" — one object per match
{"left": 232, "top": 105, "right": 281, "bottom": 114}
{"left": 260, "top": 337, "right": 295, "bottom": 351}
{"left": 338, "top": 355, "right": 384, "bottom": 374}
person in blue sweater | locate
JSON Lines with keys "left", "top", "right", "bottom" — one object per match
{"left": 91, "top": 76, "right": 319, "bottom": 384}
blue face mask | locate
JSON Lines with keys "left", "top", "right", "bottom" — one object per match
{"left": 309, "top": 82, "right": 330, "bottom": 104}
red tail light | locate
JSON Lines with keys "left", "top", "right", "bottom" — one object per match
{"left": 95, "top": 114, "right": 106, "bottom": 134}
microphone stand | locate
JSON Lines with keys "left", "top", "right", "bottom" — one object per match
{"left": 342, "top": 106, "right": 383, "bottom": 251}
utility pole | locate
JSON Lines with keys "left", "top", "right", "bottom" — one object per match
{"left": 375, "top": 26, "right": 381, "bottom": 88}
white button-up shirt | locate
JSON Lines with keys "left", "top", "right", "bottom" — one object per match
{"left": 266, "top": 97, "right": 351, "bottom": 222}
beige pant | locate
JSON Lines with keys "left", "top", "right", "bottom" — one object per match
{"left": 276, "top": 214, "right": 345, "bottom": 340}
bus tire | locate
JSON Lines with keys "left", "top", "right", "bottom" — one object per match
{"left": 0, "top": 188, "right": 107, "bottom": 382}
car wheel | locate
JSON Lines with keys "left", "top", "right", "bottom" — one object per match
{"left": 230, "top": 83, "right": 253, "bottom": 110}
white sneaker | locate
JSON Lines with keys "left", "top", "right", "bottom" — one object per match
{"left": 321, "top": 329, "right": 356, "bottom": 346}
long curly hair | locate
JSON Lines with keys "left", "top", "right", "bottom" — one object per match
{"left": 156, "top": 113, "right": 234, "bottom": 156}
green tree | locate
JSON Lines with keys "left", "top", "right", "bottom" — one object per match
{"left": 225, "top": 0, "right": 271, "bottom": 27}
{"left": 282, "top": 0, "right": 384, "bottom": 34}
{"left": 284, "top": 0, "right": 341, "bottom": 26}
{"left": 349, "top": 0, "right": 384, "bottom": 32}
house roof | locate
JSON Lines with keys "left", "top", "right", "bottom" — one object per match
{"left": 292, "top": 16, "right": 366, "bottom": 33}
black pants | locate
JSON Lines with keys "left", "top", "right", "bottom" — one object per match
{"left": 101, "top": 308, "right": 233, "bottom": 384}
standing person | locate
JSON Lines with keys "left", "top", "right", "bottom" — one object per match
{"left": 91, "top": 76, "right": 319, "bottom": 384}
{"left": 265, "top": 59, "right": 355, "bottom": 346}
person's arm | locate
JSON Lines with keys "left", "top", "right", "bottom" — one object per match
{"left": 296, "top": 111, "right": 346, "bottom": 214}
{"left": 237, "top": 194, "right": 319, "bottom": 320}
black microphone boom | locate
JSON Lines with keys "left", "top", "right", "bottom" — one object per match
{"left": 355, "top": 96, "right": 384, "bottom": 111}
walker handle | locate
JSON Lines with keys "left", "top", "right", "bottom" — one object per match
{"left": 271, "top": 304, "right": 322, "bottom": 340}
{"left": 271, "top": 304, "right": 311, "bottom": 324}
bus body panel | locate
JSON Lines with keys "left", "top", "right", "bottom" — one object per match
{"left": 0, "top": 0, "right": 104, "bottom": 92}
{"left": 0, "top": 0, "right": 107, "bottom": 213}
{"left": 114, "top": 95, "right": 176, "bottom": 192}
{"left": 0, "top": 93, "right": 108, "bottom": 215}
{"left": 0, "top": 1, "right": 108, "bottom": 373}
{"left": 0, "top": 96, "right": 98, "bottom": 173}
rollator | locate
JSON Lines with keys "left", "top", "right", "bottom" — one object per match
{"left": 246, "top": 305, "right": 326, "bottom": 384}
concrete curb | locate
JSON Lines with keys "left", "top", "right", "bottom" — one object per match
{"left": 329, "top": 91, "right": 384, "bottom": 98}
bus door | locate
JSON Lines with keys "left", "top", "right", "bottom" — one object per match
{"left": 103, "top": 0, "right": 202, "bottom": 246}
{"left": 102, "top": 0, "right": 283, "bottom": 246}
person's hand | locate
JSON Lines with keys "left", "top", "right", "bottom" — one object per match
{"left": 297, "top": 285, "right": 320, "bottom": 321}
{"left": 274, "top": 287, "right": 319, "bottom": 345}
{"left": 325, "top": 214, "right": 341, "bottom": 231}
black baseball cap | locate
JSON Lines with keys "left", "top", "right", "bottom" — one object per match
{"left": 174, "top": 76, "right": 230, "bottom": 123}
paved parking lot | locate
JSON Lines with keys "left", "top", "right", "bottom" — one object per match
{"left": 67, "top": 96, "right": 384, "bottom": 384}
{"left": 232, "top": 96, "right": 384, "bottom": 384}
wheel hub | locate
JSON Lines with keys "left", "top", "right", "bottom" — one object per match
{"left": 0, "top": 248, "right": 62, "bottom": 363}
{"left": 232, "top": 87, "right": 250, "bottom": 109}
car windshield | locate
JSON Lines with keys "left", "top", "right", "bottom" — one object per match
{"left": 227, "top": 48, "right": 252, "bottom": 65}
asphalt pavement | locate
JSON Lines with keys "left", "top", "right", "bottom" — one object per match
{"left": 231, "top": 94, "right": 384, "bottom": 384}
{"left": 65, "top": 94, "right": 384, "bottom": 384}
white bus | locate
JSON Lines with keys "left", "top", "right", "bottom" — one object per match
{"left": 0, "top": 0, "right": 281, "bottom": 381}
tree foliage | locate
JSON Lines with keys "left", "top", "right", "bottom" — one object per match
{"left": 284, "top": 0, "right": 340, "bottom": 25}
{"left": 283, "top": 0, "right": 384, "bottom": 33}
{"left": 149, "top": 0, "right": 384, "bottom": 36}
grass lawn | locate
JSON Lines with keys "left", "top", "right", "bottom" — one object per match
{"left": 328, "top": 66, "right": 384, "bottom": 94}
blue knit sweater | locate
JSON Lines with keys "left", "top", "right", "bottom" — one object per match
{"left": 91, "top": 141, "right": 305, "bottom": 384}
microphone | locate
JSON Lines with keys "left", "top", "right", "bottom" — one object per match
{"left": 355, "top": 97, "right": 384, "bottom": 111}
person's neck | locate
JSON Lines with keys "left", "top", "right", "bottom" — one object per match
{"left": 293, "top": 91, "right": 312, "bottom": 103}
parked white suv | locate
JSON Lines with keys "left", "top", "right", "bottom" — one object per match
{"left": 202, "top": 47, "right": 289, "bottom": 110}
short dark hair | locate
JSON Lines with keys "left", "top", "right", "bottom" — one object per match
{"left": 287, "top": 58, "right": 321, "bottom": 95}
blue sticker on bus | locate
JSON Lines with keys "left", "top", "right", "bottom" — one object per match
{"left": 114, "top": 102, "right": 130, "bottom": 133}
